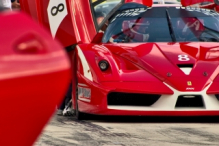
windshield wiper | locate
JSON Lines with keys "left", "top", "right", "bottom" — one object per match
{"left": 165, "top": 9, "right": 176, "bottom": 42}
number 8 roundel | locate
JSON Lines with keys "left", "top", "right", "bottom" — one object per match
{"left": 47, "top": 0, "right": 68, "bottom": 38}
{"left": 178, "top": 55, "right": 190, "bottom": 61}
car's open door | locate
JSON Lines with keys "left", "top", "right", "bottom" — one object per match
{"left": 0, "top": 12, "right": 70, "bottom": 146}
{"left": 19, "top": 0, "right": 125, "bottom": 45}
{"left": 20, "top": 0, "right": 78, "bottom": 47}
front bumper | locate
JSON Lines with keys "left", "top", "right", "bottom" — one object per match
{"left": 77, "top": 79, "right": 219, "bottom": 116}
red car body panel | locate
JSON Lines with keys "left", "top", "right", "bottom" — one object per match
{"left": 77, "top": 42, "right": 219, "bottom": 91}
{"left": 181, "top": 0, "right": 214, "bottom": 6}
{"left": 0, "top": 12, "right": 70, "bottom": 146}
{"left": 125, "top": 0, "right": 153, "bottom": 6}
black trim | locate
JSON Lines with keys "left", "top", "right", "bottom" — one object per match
{"left": 216, "top": 94, "right": 219, "bottom": 101}
{"left": 165, "top": 9, "right": 176, "bottom": 42}
{"left": 175, "top": 95, "right": 204, "bottom": 108}
{"left": 65, "top": 44, "right": 77, "bottom": 52}
{"left": 98, "top": 60, "right": 109, "bottom": 71}
{"left": 89, "top": 0, "right": 99, "bottom": 31}
{"left": 177, "top": 64, "right": 194, "bottom": 68}
{"left": 108, "top": 92, "right": 161, "bottom": 106}
{"left": 93, "top": 0, "right": 106, "bottom": 7}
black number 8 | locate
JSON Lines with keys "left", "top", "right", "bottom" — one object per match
{"left": 51, "top": 3, "right": 65, "bottom": 16}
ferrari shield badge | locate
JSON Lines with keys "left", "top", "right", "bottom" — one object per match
{"left": 187, "top": 81, "right": 192, "bottom": 86}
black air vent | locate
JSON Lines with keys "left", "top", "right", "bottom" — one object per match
{"left": 216, "top": 94, "right": 219, "bottom": 101}
{"left": 107, "top": 92, "right": 161, "bottom": 106}
{"left": 177, "top": 64, "right": 193, "bottom": 68}
{"left": 175, "top": 95, "right": 204, "bottom": 108}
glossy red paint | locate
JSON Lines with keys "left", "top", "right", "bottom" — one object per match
{"left": 70, "top": 0, "right": 97, "bottom": 43}
{"left": 75, "top": 41, "right": 219, "bottom": 116}
{"left": 20, "top": 0, "right": 38, "bottom": 21}
{"left": 207, "top": 74, "right": 219, "bottom": 93}
{"left": 0, "top": 12, "right": 70, "bottom": 146}
{"left": 125, "top": 0, "right": 153, "bottom": 7}
{"left": 78, "top": 43, "right": 219, "bottom": 91}
{"left": 181, "top": 0, "right": 214, "bottom": 6}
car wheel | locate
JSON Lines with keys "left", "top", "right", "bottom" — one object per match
{"left": 73, "top": 48, "right": 86, "bottom": 120}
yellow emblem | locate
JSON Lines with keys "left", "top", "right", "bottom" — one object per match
{"left": 187, "top": 81, "right": 192, "bottom": 86}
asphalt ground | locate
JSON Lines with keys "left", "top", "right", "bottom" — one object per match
{"left": 34, "top": 114, "right": 219, "bottom": 146}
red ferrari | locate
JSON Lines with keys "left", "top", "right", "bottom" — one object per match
{"left": 20, "top": 0, "right": 219, "bottom": 120}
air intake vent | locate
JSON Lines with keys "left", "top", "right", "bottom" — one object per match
{"left": 177, "top": 64, "right": 193, "bottom": 68}
{"left": 107, "top": 92, "right": 161, "bottom": 106}
{"left": 216, "top": 94, "right": 219, "bottom": 101}
{"left": 177, "top": 64, "right": 193, "bottom": 75}
{"left": 175, "top": 95, "right": 204, "bottom": 108}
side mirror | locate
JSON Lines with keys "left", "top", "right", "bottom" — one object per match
{"left": 0, "top": 12, "right": 71, "bottom": 146}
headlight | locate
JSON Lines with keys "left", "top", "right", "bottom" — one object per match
{"left": 98, "top": 60, "right": 109, "bottom": 71}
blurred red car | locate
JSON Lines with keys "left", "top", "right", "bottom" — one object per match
{"left": 0, "top": 11, "right": 70, "bottom": 145}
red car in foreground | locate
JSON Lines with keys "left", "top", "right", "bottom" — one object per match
{"left": 20, "top": 0, "right": 219, "bottom": 120}
{"left": 0, "top": 11, "right": 70, "bottom": 145}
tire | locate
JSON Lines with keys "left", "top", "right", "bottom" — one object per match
{"left": 72, "top": 47, "right": 86, "bottom": 120}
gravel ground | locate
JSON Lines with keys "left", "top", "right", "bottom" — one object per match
{"left": 34, "top": 114, "right": 219, "bottom": 146}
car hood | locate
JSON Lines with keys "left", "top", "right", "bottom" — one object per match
{"left": 102, "top": 42, "right": 219, "bottom": 91}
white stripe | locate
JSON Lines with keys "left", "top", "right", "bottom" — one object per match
{"left": 71, "top": 1, "right": 81, "bottom": 41}
{"left": 180, "top": 67, "right": 192, "bottom": 75}
{"left": 47, "top": 0, "right": 68, "bottom": 38}
{"left": 77, "top": 46, "right": 93, "bottom": 81}
{"left": 78, "top": 97, "right": 90, "bottom": 102}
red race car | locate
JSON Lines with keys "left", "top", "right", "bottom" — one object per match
{"left": 20, "top": 0, "right": 219, "bottom": 120}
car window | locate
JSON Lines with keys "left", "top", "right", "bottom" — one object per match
{"left": 102, "top": 6, "right": 219, "bottom": 43}
{"left": 92, "top": 0, "right": 122, "bottom": 25}
{"left": 102, "top": 17, "right": 172, "bottom": 43}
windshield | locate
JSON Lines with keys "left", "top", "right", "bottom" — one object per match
{"left": 102, "top": 7, "right": 219, "bottom": 43}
